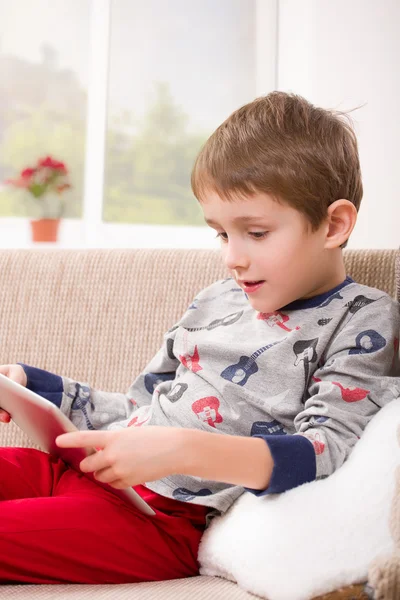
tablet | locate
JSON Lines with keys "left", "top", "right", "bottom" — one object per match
{"left": 0, "top": 374, "right": 155, "bottom": 516}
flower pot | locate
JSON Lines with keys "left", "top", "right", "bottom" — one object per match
{"left": 30, "top": 219, "right": 61, "bottom": 243}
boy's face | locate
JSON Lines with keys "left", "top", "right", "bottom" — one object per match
{"left": 201, "top": 191, "right": 337, "bottom": 313}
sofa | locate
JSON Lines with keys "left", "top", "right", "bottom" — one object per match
{"left": 0, "top": 247, "right": 398, "bottom": 600}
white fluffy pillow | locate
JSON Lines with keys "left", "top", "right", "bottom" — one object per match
{"left": 198, "top": 398, "right": 400, "bottom": 600}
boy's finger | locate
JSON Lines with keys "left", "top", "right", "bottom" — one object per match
{"left": 56, "top": 431, "right": 109, "bottom": 449}
{"left": 0, "top": 411, "right": 11, "bottom": 423}
{"left": 79, "top": 451, "right": 109, "bottom": 474}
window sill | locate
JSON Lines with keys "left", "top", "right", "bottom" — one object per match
{"left": 0, "top": 218, "right": 218, "bottom": 249}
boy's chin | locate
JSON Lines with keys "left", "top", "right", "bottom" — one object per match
{"left": 246, "top": 294, "right": 292, "bottom": 314}
{"left": 247, "top": 298, "right": 280, "bottom": 314}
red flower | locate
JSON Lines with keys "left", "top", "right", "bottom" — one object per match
{"left": 38, "top": 156, "right": 67, "bottom": 173}
{"left": 4, "top": 155, "right": 71, "bottom": 213}
{"left": 21, "top": 168, "right": 36, "bottom": 179}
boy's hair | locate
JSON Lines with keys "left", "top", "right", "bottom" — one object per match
{"left": 191, "top": 91, "right": 363, "bottom": 241}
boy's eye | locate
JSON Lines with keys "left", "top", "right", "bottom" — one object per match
{"left": 249, "top": 231, "right": 268, "bottom": 239}
{"left": 215, "top": 231, "right": 268, "bottom": 241}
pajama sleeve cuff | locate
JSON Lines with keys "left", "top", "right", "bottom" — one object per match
{"left": 18, "top": 364, "right": 63, "bottom": 407}
{"left": 245, "top": 434, "right": 317, "bottom": 496}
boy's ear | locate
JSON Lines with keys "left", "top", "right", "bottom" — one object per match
{"left": 324, "top": 199, "right": 357, "bottom": 249}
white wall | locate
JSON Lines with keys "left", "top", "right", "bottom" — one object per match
{"left": 277, "top": 0, "right": 400, "bottom": 249}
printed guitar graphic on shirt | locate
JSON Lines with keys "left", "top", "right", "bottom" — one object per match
{"left": 67, "top": 383, "right": 95, "bottom": 430}
{"left": 174, "top": 308, "right": 243, "bottom": 389}
{"left": 349, "top": 329, "right": 386, "bottom": 355}
{"left": 312, "top": 376, "right": 371, "bottom": 403}
{"left": 168, "top": 310, "right": 243, "bottom": 336}
{"left": 332, "top": 381, "right": 373, "bottom": 403}
{"left": 301, "top": 431, "right": 325, "bottom": 455}
{"left": 166, "top": 382, "right": 188, "bottom": 403}
{"left": 257, "top": 310, "right": 300, "bottom": 332}
{"left": 341, "top": 295, "right": 379, "bottom": 327}
{"left": 393, "top": 337, "right": 399, "bottom": 369}
{"left": 144, "top": 372, "right": 175, "bottom": 395}
{"left": 345, "top": 295, "right": 377, "bottom": 315}
{"left": 166, "top": 337, "right": 175, "bottom": 360}
{"left": 189, "top": 288, "right": 242, "bottom": 309}
{"left": 251, "top": 419, "right": 287, "bottom": 436}
{"left": 317, "top": 292, "right": 343, "bottom": 308}
{"left": 293, "top": 338, "right": 319, "bottom": 404}
{"left": 127, "top": 404, "right": 152, "bottom": 428}
{"left": 172, "top": 487, "right": 213, "bottom": 502}
{"left": 221, "top": 338, "right": 286, "bottom": 386}
{"left": 317, "top": 317, "right": 333, "bottom": 326}
{"left": 179, "top": 345, "right": 202, "bottom": 372}
{"left": 183, "top": 310, "right": 244, "bottom": 332}
{"left": 192, "top": 396, "right": 223, "bottom": 428}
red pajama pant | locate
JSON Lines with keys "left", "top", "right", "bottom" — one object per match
{"left": 0, "top": 447, "right": 209, "bottom": 584}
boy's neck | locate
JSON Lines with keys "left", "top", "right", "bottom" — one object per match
{"left": 303, "top": 249, "right": 347, "bottom": 299}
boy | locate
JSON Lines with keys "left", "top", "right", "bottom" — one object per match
{"left": 0, "top": 92, "right": 399, "bottom": 584}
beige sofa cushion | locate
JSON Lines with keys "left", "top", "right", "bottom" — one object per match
{"left": 0, "top": 576, "right": 255, "bottom": 599}
{"left": 0, "top": 247, "right": 396, "bottom": 389}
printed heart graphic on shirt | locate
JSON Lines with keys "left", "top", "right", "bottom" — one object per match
{"left": 192, "top": 396, "right": 223, "bottom": 428}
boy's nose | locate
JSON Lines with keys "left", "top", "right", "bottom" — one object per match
{"left": 223, "top": 242, "right": 250, "bottom": 271}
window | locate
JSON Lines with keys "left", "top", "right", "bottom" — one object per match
{"left": 0, "top": 0, "right": 276, "bottom": 247}
{"left": 104, "top": 0, "right": 258, "bottom": 227}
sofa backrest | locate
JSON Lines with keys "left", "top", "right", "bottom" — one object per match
{"left": 0, "top": 248, "right": 398, "bottom": 392}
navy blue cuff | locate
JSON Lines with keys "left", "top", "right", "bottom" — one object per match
{"left": 18, "top": 364, "right": 63, "bottom": 408}
{"left": 245, "top": 434, "right": 317, "bottom": 496}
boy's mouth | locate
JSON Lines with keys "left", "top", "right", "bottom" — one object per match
{"left": 240, "top": 280, "right": 265, "bottom": 293}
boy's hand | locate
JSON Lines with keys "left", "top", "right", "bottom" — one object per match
{"left": 56, "top": 426, "right": 187, "bottom": 489}
{"left": 0, "top": 364, "right": 27, "bottom": 423}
